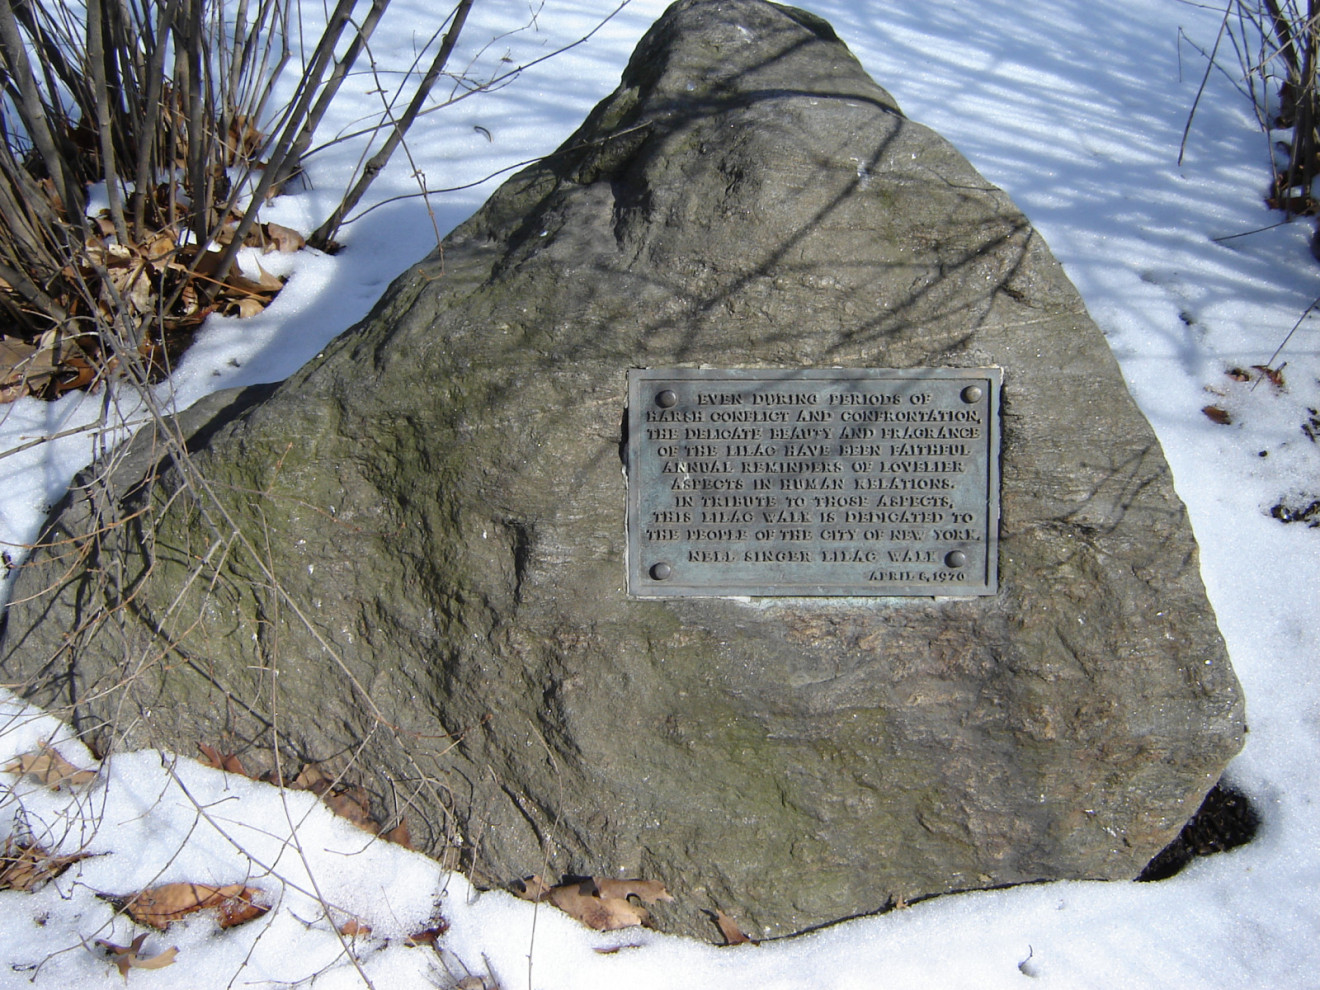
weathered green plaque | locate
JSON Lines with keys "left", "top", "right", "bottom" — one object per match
{"left": 626, "top": 368, "right": 1001, "bottom": 597}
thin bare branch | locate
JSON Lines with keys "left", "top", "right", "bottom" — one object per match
{"left": 309, "top": 0, "right": 474, "bottom": 248}
{"left": 0, "top": 0, "right": 84, "bottom": 222}
{"left": 1182, "top": 1, "right": 1233, "bottom": 165}
{"left": 268, "top": 0, "right": 391, "bottom": 192}
{"left": 87, "top": 0, "right": 130, "bottom": 244}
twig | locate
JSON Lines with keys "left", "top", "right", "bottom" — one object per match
{"left": 1262, "top": 294, "right": 1319, "bottom": 368}
{"left": 1180, "top": 0, "right": 1233, "bottom": 166}
{"left": 309, "top": 0, "right": 475, "bottom": 249}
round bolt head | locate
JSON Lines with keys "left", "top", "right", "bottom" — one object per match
{"left": 650, "top": 562, "right": 673, "bottom": 580}
{"left": 656, "top": 390, "right": 678, "bottom": 408}
{"left": 944, "top": 550, "right": 968, "bottom": 568}
{"left": 960, "top": 385, "right": 984, "bottom": 404}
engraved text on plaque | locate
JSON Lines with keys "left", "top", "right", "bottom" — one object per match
{"left": 626, "top": 368, "right": 1001, "bottom": 597}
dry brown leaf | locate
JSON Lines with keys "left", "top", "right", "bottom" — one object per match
{"left": 322, "top": 788, "right": 376, "bottom": 831}
{"left": 0, "top": 336, "right": 38, "bottom": 402}
{"left": 189, "top": 246, "right": 227, "bottom": 281}
{"left": 1, "top": 334, "right": 63, "bottom": 402}
{"left": 289, "top": 764, "right": 330, "bottom": 792}
{"left": 175, "top": 278, "right": 197, "bottom": 312}
{"left": 51, "top": 338, "right": 98, "bottom": 395}
{"left": 513, "top": 875, "right": 554, "bottom": 901}
{"left": 96, "top": 933, "right": 178, "bottom": 978}
{"left": 548, "top": 880, "right": 650, "bottom": 931}
{"left": 381, "top": 818, "right": 412, "bottom": 848}
{"left": 0, "top": 839, "right": 89, "bottom": 891}
{"left": 250, "top": 259, "right": 284, "bottom": 292}
{"left": 218, "top": 258, "right": 283, "bottom": 318}
{"left": 1202, "top": 405, "right": 1232, "bottom": 426}
{"left": 594, "top": 878, "right": 674, "bottom": 903}
{"left": 1252, "top": 363, "right": 1286, "bottom": 388}
{"left": 103, "top": 255, "right": 154, "bottom": 315}
{"left": 227, "top": 259, "right": 283, "bottom": 295}
{"left": 123, "top": 882, "right": 268, "bottom": 930}
{"left": 36, "top": 177, "right": 62, "bottom": 214}
{"left": 104, "top": 242, "right": 135, "bottom": 264}
{"left": 289, "top": 764, "right": 380, "bottom": 834}
{"left": 0, "top": 335, "right": 33, "bottom": 365}
{"left": 404, "top": 919, "right": 449, "bottom": 946}
{"left": 4, "top": 741, "right": 97, "bottom": 789}
{"left": 338, "top": 917, "right": 372, "bottom": 937}
{"left": 214, "top": 888, "right": 269, "bottom": 929}
{"left": 521, "top": 876, "right": 673, "bottom": 932}
{"left": 711, "top": 909, "right": 757, "bottom": 946}
{"left": 262, "top": 222, "right": 306, "bottom": 254}
{"left": 225, "top": 114, "right": 264, "bottom": 163}
{"left": 143, "top": 231, "right": 179, "bottom": 272}
{"left": 91, "top": 213, "right": 116, "bottom": 239}
{"left": 196, "top": 742, "right": 251, "bottom": 778}
{"left": 127, "top": 944, "right": 177, "bottom": 972}
{"left": 231, "top": 296, "right": 266, "bottom": 318}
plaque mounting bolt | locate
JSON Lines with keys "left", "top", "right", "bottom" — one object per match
{"left": 944, "top": 550, "right": 968, "bottom": 568}
{"left": 649, "top": 562, "right": 673, "bottom": 580}
{"left": 960, "top": 385, "right": 983, "bottom": 404}
{"left": 656, "top": 390, "right": 678, "bottom": 408}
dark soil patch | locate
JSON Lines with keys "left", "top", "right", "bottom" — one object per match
{"left": 1138, "top": 781, "right": 1260, "bottom": 882}
{"left": 1271, "top": 496, "right": 1320, "bottom": 527}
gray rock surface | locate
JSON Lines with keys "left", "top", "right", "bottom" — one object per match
{"left": 1, "top": 0, "right": 1243, "bottom": 939}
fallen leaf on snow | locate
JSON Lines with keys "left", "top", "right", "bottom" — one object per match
{"left": 261, "top": 222, "right": 306, "bottom": 254}
{"left": 512, "top": 875, "right": 554, "bottom": 901}
{"left": 516, "top": 875, "right": 673, "bottom": 931}
{"left": 226, "top": 259, "right": 283, "bottom": 294}
{"left": 196, "top": 742, "right": 251, "bottom": 777}
{"left": 288, "top": 764, "right": 381, "bottom": 834}
{"left": 323, "top": 787, "right": 377, "bottom": 830}
{"left": 337, "top": 916, "right": 372, "bottom": 937}
{"left": 1202, "top": 405, "right": 1232, "bottom": 425}
{"left": 1252, "top": 363, "right": 1286, "bottom": 388}
{"left": 95, "top": 933, "right": 178, "bottom": 978}
{"left": 710, "top": 908, "right": 757, "bottom": 946}
{"left": 0, "top": 335, "right": 60, "bottom": 401}
{"left": 404, "top": 919, "right": 450, "bottom": 946}
{"left": 264, "top": 761, "right": 409, "bottom": 842}
{"left": 594, "top": 878, "right": 674, "bottom": 903}
{"left": 0, "top": 839, "right": 89, "bottom": 891}
{"left": 553, "top": 883, "right": 649, "bottom": 930}
{"left": 122, "top": 882, "right": 268, "bottom": 930}
{"left": 381, "top": 818, "right": 412, "bottom": 848}
{"left": 4, "top": 741, "right": 97, "bottom": 789}
{"left": 0, "top": 337, "right": 37, "bottom": 401}
{"left": 231, "top": 295, "right": 266, "bottom": 318}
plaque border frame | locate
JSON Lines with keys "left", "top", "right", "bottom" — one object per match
{"left": 626, "top": 367, "right": 1002, "bottom": 598}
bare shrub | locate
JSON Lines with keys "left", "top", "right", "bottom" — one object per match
{"left": 0, "top": 0, "right": 636, "bottom": 982}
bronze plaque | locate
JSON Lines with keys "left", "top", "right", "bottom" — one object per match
{"left": 626, "top": 368, "right": 1001, "bottom": 597}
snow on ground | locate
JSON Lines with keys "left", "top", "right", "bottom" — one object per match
{"left": 2, "top": 0, "right": 1318, "bottom": 986}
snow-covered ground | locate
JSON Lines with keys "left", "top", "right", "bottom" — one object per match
{"left": 2, "top": 0, "right": 1318, "bottom": 986}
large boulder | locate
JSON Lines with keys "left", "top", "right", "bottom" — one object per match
{"left": 1, "top": 0, "right": 1243, "bottom": 938}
